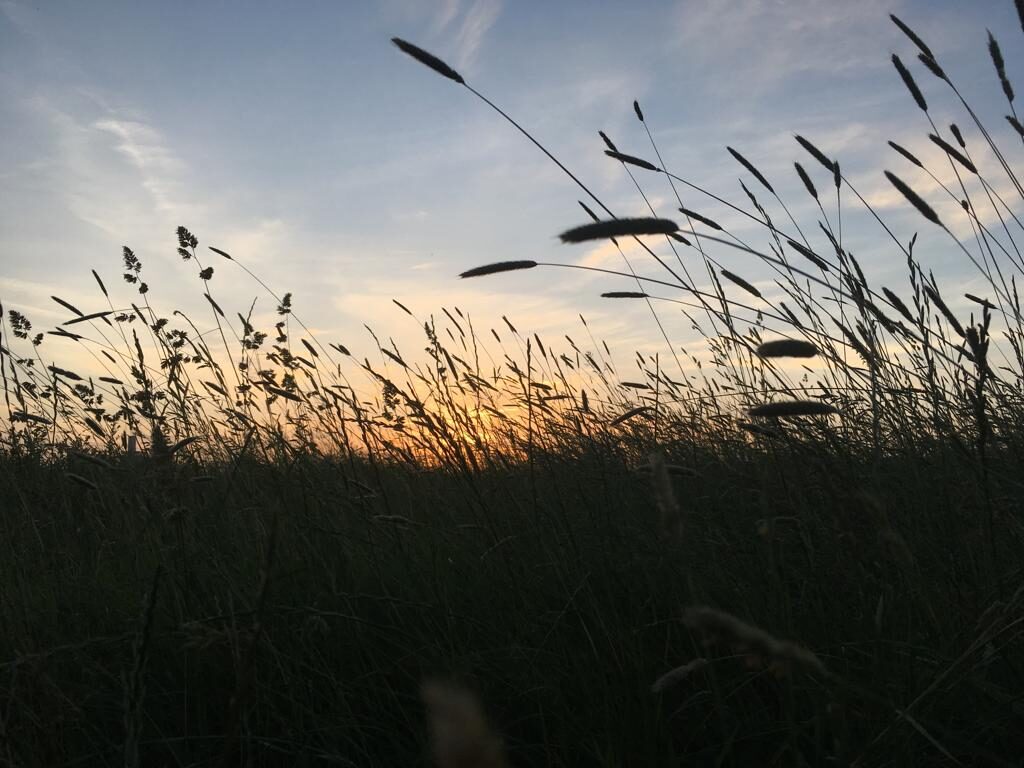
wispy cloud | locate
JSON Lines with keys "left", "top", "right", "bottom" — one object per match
{"left": 94, "top": 119, "right": 186, "bottom": 215}
{"left": 861, "top": 142, "right": 1022, "bottom": 242}
{"left": 671, "top": 0, "right": 899, "bottom": 89}
{"left": 430, "top": 0, "right": 461, "bottom": 33}
{"left": 25, "top": 96, "right": 202, "bottom": 241}
{"left": 452, "top": 0, "right": 502, "bottom": 70}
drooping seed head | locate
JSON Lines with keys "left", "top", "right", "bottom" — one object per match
{"left": 837, "top": 320, "right": 873, "bottom": 365}
{"left": 918, "top": 53, "right": 947, "bottom": 81}
{"left": 748, "top": 400, "right": 838, "bottom": 417}
{"left": 738, "top": 420, "right": 780, "bottom": 439}
{"left": 578, "top": 200, "right": 600, "bottom": 222}
{"left": 884, "top": 170, "right": 941, "bottom": 226}
{"left": 651, "top": 659, "right": 708, "bottom": 694}
{"left": 949, "top": 123, "right": 966, "bottom": 148}
{"left": 610, "top": 405, "right": 653, "bottom": 426}
{"left": 559, "top": 218, "right": 678, "bottom": 243}
{"left": 604, "top": 150, "right": 660, "bottom": 172}
{"left": 91, "top": 269, "right": 108, "bottom": 298}
{"left": 888, "top": 140, "right": 923, "bottom": 167}
{"left": 719, "top": 269, "right": 761, "bottom": 298}
{"left": 787, "top": 239, "right": 830, "bottom": 272}
{"left": 780, "top": 301, "right": 803, "bottom": 328}
{"left": 421, "top": 680, "right": 508, "bottom": 768}
{"left": 965, "top": 293, "right": 997, "bottom": 310}
{"left": 794, "top": 162, "right": 818, "bottom": 200}
{"left": 987, "top": 31, "right": 1014, "bottom": 102}
{"left": 756, "top": 339, "right": 819, "bottom": 358}
{"left": 391, "top": 38, "right": 465, "bottom": 85}
{"left": 48, "top": 365, "right": 83, "bottom": 380}
{"left": 683, "top": 606, "right": 827, "bottom": 677}
{"left": 924, "top": 284, "right": 965, "bottom": 337}
{"left": 51, "top": 295, "right": 84, "bottom": 317}
{"left": 678, "top": 207, "right": 722, "bottom": 231}
{"left": 459, "top": 260, "right": 538, "bottom": 279}
{"left": 794, "top": 135, "right": 836, "bottom": 173}
{"left": 727, "top": 147, "right": 774, "bottom": 193}
{"left": 1008, "top": 115, "right": 1024, "bottom": 138}
{"left": 12, "top": 410, "right": 50, "bottom": 424}
{"left": 929, "top": 133, "right": 976, "bottom": 174}
{"left": 889, "top": 14, "right": 934, "bottom": 59}
{"left": 883, "top": 287, "right": 915, "bottom": 323}
{"left": 892, "top": 54, "right": 928, "bottom": 111}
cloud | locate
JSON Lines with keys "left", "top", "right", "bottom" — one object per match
{"left": 859, "top": 133, "right": 1023, "bottom": 241}
{"left": 431, "top": 0, "right": 461, "bottom": 33}
{"left": 671, "top": 0, "right": 898, "bottom": 89}
{"left": 576, "top": 236, "right": 647, "bottom": 270}
{"left": 212, "top": 218, "right": 291, "bottom": 267}
{"left": 453, "top": 0, "right": 501, "bottom": 70}
{"left": 14, "top": 92, "right": 208, "bottom": 243}
{"left": 94, "top": 119, "right": 186, "bottom": 215}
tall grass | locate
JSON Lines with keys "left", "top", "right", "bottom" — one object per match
{"left": 1, "top": 6, "right": 1023, "bottom": 766}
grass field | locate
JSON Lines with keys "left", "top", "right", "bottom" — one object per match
{"left": 3, "top": 7, "right": 1024, "bottom": 767}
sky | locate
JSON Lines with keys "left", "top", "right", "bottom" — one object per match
{"left": 2, "top": 0, "right": 1023, "bottom": 382}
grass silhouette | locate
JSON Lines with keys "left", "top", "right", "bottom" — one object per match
{"left": 1, "top": 7, "right": 1024, "bottom": 767}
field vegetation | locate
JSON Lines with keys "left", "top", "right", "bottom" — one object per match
{"left": 2, "top": 7, "right": 1024, "bottom": 766}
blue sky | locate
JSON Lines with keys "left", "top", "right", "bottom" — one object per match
{"left": 2, "top": 0, "right": 1022, "bottom": 376}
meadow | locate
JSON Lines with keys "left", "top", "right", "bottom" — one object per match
{"left": 2, "top": 7, "right": 1024, "bottom": 767}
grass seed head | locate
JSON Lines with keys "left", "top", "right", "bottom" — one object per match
{"left": 918, "top": 53, "right": 947, "bottom": 81}
{"left": 683, "top": 606, "right": 827, "bottom": 677}
{"left": 756, "top": 339, "right": 818, "bottom": 358}
{"left": 392, "top": 38, "right": 465, "bottom": 85}
{"left": 748, "top": 400, "right": 838, "bottom": 418}
{"left": 727, "top": 147, "right": 775, "bottom": 193}
{"left": 651, "top": 658, "right": 709, "bottom": 693}
{"left": 604, "top": 150, "right": 660, "bottom": 171}
{"left": 719, "top": 269, "right": 761, "bottom": 298}
{"left": 559, "top": 218, "right": 678, "bottom": 243}
{"left": 885, "top": 171, "right": 941, "bottom": 226}
{"left": 678, "top": 207, "right": 722, "bottom": 231}
{"left": 794, "top": 162, "right": 818, "bottom": 200}
{"left": 787, "top": 239, "right": 830, "bottom": 272}
{"left": 888, "top": 140, "right": 923, "bottom": 168}
{"left": 460, "top": 261, "right": 538, "bottom": 279}
{"left": 421, "top": 680, "right": 508, "bottom": 768}
{"left": 794, "top": 135, "right": 836, "bottom": 172}
{"left": 929, "top": 133, "right": 977, "bottom": 174}
{"left": 890, "top": 14, "right": 934, "bottom": 59}
{"left": 892, "top": 54, "right": 928, "bottom": 111}
{"left": 1008, "top": 114, "right": 1024, "bottom": 138}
